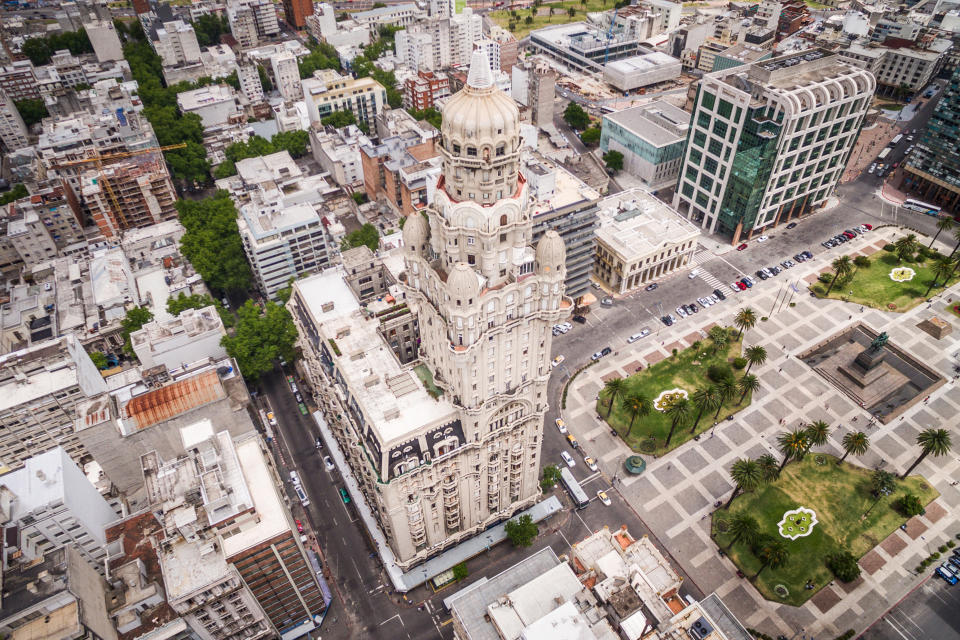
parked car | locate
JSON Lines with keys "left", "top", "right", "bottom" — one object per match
{"left": 755, "top": 270, "right": 768, "bottom": 280}
{"left": 794, "top": 254, "right": 806, "bottom": 263}
{"left": 736, "top": 243, "right": 748, "bottom": 251}
{"left": 731, "top": 282, "right": 743, "bottom": 292}
{"left": 676, "top": 306, "right": 688, "bottom": 318}
{"left": 324, "top": 456, "right": 335, "bottom": 471}
{"left": 267, "top": 411, "right": 277, "bottom": 426}
{"left": 713, "top": 289, "right": 726, "bottom": 300}
{"left": 868, "top": 163, "right": 876, "bottom": 174}
{"left": 601, "top": 346, "right": 612, "bottom": 357}
{"left": 600, "top": 296, "right": 614, "bottom": 307}
{"left": 688, "top": 269, "right": 700, "bottom": 279}
{"left": 628, "top": 329, "right": 650, "bottom": 343}
{"left": 296, "top": 486, "right": 310, "bottom": 507}
{"left": 688, "top": 303, "right": 699, "bottom": 314}
{"left": 597, "top": 490, "right": 612, "bottom": 506}
{"left": 645, "top": 283, "right": 658, "bottom": 291}
{"left": 662, "top": 315, "right": 674, "bottom": 326}
{"left": 338, "top": 487, "right": 351, "bottom": 504}
{"left": 584, "top": 456, "right": 598, "bottom": 472}
{"left": 936, "top": 564, "right": 958, "bottom": 585}
{"left": 295, "top": 518, "right": 304, "bottom": 533}
{"left": 295, "top": 392, "right": 303, "bottom": 403}
{"left": 573, "top": 315, "right": 587, "bottom": 324}
{"left": 786, "top": 222, "right": 798, "bottom": 229}
{"left": 561, "top": 451, "right": 576, "bottom": 467}
{"left": 757, "top": 235, "right": 769, "bottom": 242}
{"left": 555, "top": 418, "right": 568, "bottom": 434}
{"left": 552, "top": 355, "right": 566, "bottom": 367}
{"left": 801, "top": 251, "right": 813, "bottom": 259}
{"left": 862, "top": 223, "right": 872, "bottom": 230}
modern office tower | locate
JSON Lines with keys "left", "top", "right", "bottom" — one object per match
{"left": 283, "top": 0, "right": 313, "bottom": 28}
{"left": 154, "top": 20, "right": 202, "bottom": 66}
{"left": 672, "top": 49, "right": 874, "bottom": 243}
{"left": 0, "top": 87, "right": 28, "bottom": 151}
{"left": 902, "top": 66, "right": 960, "bottom": 211}
{"left": 287, "top": 52, "right": 568, "bottom": 570}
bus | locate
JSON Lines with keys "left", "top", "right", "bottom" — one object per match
{"left": 890, "top": 134, "right": 904, "bottom": 146}
{"left": 877, "top": 148, "right": 891, "bottom": 161}
{"left": 560, "top": 467, "right": 590, "bottom": 509}
{"left": 902, "top": 198, "right": 941, "bottom": 215}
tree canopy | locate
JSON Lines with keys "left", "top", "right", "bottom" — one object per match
{"left": 298, "top": 41, "right": 342, "bottom": 79}
{"left": 504, "top": 514, "right": 538, "bottom": 547}
{"left": 21, "top": 29, "right": 92, "bottom": 65}
{"left": 176, "top": 191, "right": 253, "bottom": 294}
{"left": 563, "top": 102, "right": 590, "bottom": 130}
{"left": 191, "top": 14, "right": 230, "bottom": 47}
{"left": 221, "top": 300, "right": 298, "bottom": 381}
{"left": 341, "top": 223, "right": 380, "bottom": 252}
{"left": 166, "top": 292, "right": 234, "bottom": 327}
{"left": 216, "top": 131, "right": 311, "bottom": 178}
{"left": 14, "top": 98, "right": 48, "bottom": 127}
{"left": 0, "top": 184, "right": 29, "bottom": 206}
{"left": 321, "top": 110, "right": 357, "bottom": 128}
{"left": 408, "top": 107, "right": 442, "bottom": 129}
{"left": 603, "top": 150, "right": 624, "bottom": 173}
{"left": 121, "top": 306, "right": 154, "bottom": 356}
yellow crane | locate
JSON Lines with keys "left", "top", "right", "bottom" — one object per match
{"left": 48, "top": 143, "right": 187, "bottom": 231}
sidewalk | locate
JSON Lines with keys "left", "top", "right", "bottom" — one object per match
{"left": 560, "top": 227, "right": 960, "bottom": 638}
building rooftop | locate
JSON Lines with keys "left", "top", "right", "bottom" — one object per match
{"left": 120, "top": 368, "right": 227, "bottom": 432}
{"left": 234, "top": 150, "right": 302, "bottom": 185}
{"left": 175, "top": 84, "right": 235, "bottom": 111}
{"left": 486, "top": 563, "right": 585, "bottom": 637}
{"left": 602, "top": 101, "right": 689, "bottom": 147}
{"left": 350, "top": 2, "right": 419, "bottom": 18}
{"left": 716, "top": 42, "right": 772, "bottom": 64}
{"left": 158, "top": 530, "right": 231, "bottom": 602}
{"left": 240, "top": 201, "right": 321, "bottom": 241}
{"left": 527, "top": 155, "right": 601, "bottom": 215}
{"left": 595, "top": 188, "right": 700, "bottom": 261}
{"left": 605, "top": 51, "right": 679, "bottom": 74}
{"left": 0, "top": 547, "right": 71, "bottom": 624}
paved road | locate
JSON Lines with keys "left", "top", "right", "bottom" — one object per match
{"left": 860, "top": 576, "right": 960, "bottom": 640}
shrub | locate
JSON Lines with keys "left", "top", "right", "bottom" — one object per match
{"left": 896, "top": 493, "right": 925, "bottom": 517}
{"left": 826, "top": 551, "right": 861, "bottom": 582}
{"left": 920, "top": 558, "right": 929, "bottom": 568}
{"left": 760, "top": 316, "right": 768, "bottom": 321}
{"left": 746, "top": 629, "right": 774, "bottom": 640}
{"left": 834, "top": 631, "right": 856, "bottom": 640}
{"left": 732, "top": 357, "right": 747, "bottom": 370}
{"left": 789, "top": 302, "right": 796, "bottom": 307}
{"left": 707, "top": 363, "right": 734, "bottom": 383}
{"left": 932, "top": 552, "right": 941, "bottom": 560}
{"left": 939, "top": 544, "right": 949, "bottom": 553}
{"left": 883, "top": 243, "right": 895, "bottom": 252}
{"left": 948, "top": 540, "right": 955, "bottom": 548}
{"left": 672, "top": 347, "right": 678, "bottom": 357}
{"left": 692, "top": 340, "right": 702, "bottom": 350}
{"left": 818, "top": 273, "right": 833, "bottom": 284}
{"left": 916, "top": 565, "right": 924, "bottom": 572}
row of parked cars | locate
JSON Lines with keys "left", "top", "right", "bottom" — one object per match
{"left": 935, "top": 547, "right": 960, "bottom": 584}
{"left": 821, "top": 224, "right": 872, "bottom": 249}
{"left": 661, "top": 288, "right": 729, "bottom": 326}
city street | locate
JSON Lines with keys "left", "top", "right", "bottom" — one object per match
{"left": 860, "top": 576, "right": 960, "bottom": 640}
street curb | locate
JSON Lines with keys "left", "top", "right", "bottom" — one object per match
{"left": 857, "top": 572, "right": 933, "bottom": 638}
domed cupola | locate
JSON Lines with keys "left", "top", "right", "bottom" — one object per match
{"left": 440, "top": 50, "right": 521, "bottom": 205}
{"left": 402, "top": 212, "right": 430, "bottom": 256}
{"left": 446, "top": 262, "right": 480, "bottom": 307}
{"left": 535, "top": 230, "right": 566, "bottom": 276}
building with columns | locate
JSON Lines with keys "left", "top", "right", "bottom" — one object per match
{"left": 288, "top": 52, "right": 568, "bottom": 569}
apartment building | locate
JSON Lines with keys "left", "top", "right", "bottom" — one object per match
{"left": 489, "top": 25, "right": 519, "bottom": 73}
{"left": 349, "top": 2, "right": 425, "bottom": 27}
{"left": 79, "top": 155, "right": 178, "bottom": 238}
{"left": 5, "top": 185, "right": 85, "bottom": 267}
{"left": 50, "top": 49, "right": 88, "bottom": 87}
{"left": 0, "top": 334, "right": 108, "bottom": 471}
{"left": 154, "top": 20, "right": 202, "bottom": 66}
{"left": 840, "top": 42, "right": 942, "bottom": 94}
{"left": 600, "top": 100, "right": 690, "bottom": 191}
{"left": 272, "top": 50, "right": 303, "bottom": 102}
{"left": 0, "top": 60, "right": 39, "bottom": 101}
{"left": 404, "top": 70, "right": 451, "bottom": 110}
{"left": 227, "top": 0, "right": 280, "bottom": 48}
{"left": 310, "top": 122, "right": 366, "bottom": 186}
{"left": 360, "top": 110, "right": 439, "bottom": 215}
{"left": 673, "top": 49, "right": 875, "bottom": 243}
{"left": 528, "top": 58, "right": 556, "bottom": 129}
{"left": 131, "top": 306, "right": 228, "bottom": 370}
{"left": 396, "top": 28, "right": 437, "bottom": 73}
{"left": 288, "top": 52, "right": 568, "bottom": 569}
{"left": 302, "top": 69, "right": 387, "bottom": 128}
{"left": 85, "top": 20, "right": 125, "bottom": 62}
{"left": 176, "top": 84, "right": 241, "bottom": 128}
{"left": 283, "top": 0, "right": 313, "bottom": 28}
{"left": 238, "top": 62, "right": 265, "bottom": 102}
{"left": 903, "top": 65, "right": 960, "bottom": 211}
{"left": 0, "top": 87, "right": 29, "bottom": 151}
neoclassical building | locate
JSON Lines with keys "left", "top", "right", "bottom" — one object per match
{"left": 288, "top": 51, "right": 569, "bottom": 568}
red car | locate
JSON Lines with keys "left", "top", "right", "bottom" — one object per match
{"left": 295, "top": 519, "right": 304, "bottom": 533}
{"left": 862, "top": 223, "right": 872, "bottom": 230}
{"left": 736, "top": 243, "right": 748, "bottom": 251}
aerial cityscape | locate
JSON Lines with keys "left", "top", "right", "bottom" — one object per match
{"left": 0, "top": 0, "right": 958, "bottom": 639}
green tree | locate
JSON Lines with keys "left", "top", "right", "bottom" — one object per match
{"left": 825, "top": 255, "right": 853, "bottom": 295}
{"left": 271, "top": 130, "right": 310, "bottom": 158}
{"left": 852, "top": 255, "right": 871, "bottom": 277}
{"left": 221, "top": 300, "right": 298, "bottom": 381}
{"left": 621, "top": 391, "right": 652, "bottom": 437}
{"left": 901, "top": 428, "right": 951, "bottom": 478}
{"left": 166, "top": 292, "right": 234, "bottom": 327}
{"left": 540, "top": 464, "right": 562, "bottom": 490}
{"left": 736, "top": 373, "right": 759, "bottom": 406}
{"left": 893, "top": 234, "right": 919, "bottom": 263}
{"left": 0, "top": 183, "right": 29, "bottom": 206}
{"left": 757, "top": 454, "right": 779, "bottom": 483}
{"left": 926, "top": 254, "right": 955, "bottom": 296}
{"left": 452, "top": 562, "right": 468, "bottom": 581}
{"left": 603, "top": 377, "right": 627, "bottom": 418}
{"left": 664, "top": 397, "right": 690, "bottom": 447}
{"left": 690, "top": 386, "right": 719, "bottom": 433}
{"left": 524, "top": 15, "right": 533, "bottom": 24}
{"left": 257, "top": 64, "right": 273, "bottom": 91}
{"left": 176, "top": 192, "right": 253, "bottom": 294}
{"left": 949, "top": 226, "right": 960, "bottom": 258}
{"left": 602, "top": 150, "right": 624, "bottom": 172}
{"left": 930, "top": 217, "right": 954, "bottom": 248}
{"left": 121, "top": 306, "right": 154, "bottom": 356}
{"left": 752, "top": 535, "right": 790, "bottom": 579}
{"left": 826, "top": 551, "right": 861, "bottom": 582}
{"left": 21, "top": 29, "right": 92, "bottom": 65}
{"left": 838, "top": 431, "right": 869, "bottom": 465}
{"left": 408, "top": 107, "right": 442, "bottom": 129}
{"left": 191, "top": 13, "right": 230, "bottom": 47}
{"left": 895, "top": 494, "right": 925, "bottom": 517}
{"left": 725, "top": 458, "right": 761, "bottom": 508}
{"left": 580, "top": 126, "right": 601, "bottom": 145}
{"left": 567, "top": 6, "right": 577, "bottom": 17}
{"left": 563, "top": 102, "right": 590, "bottom": 130}
{"left": 14, "top": 98, "right": 48, "bottom": 126}
{"left": 504, "top": 514, "right": 539, "bottom": 547}
{"left": 298, "top": 42, "right": 341, "bottom": 78}
{"left": 733, "top": 307, "right": 757, "bottom": 340}
{"left": 725, "top": 512, "right": 760, "bottom": 551}
{"left": 804, "top": 420, "right": 830, "bottom": 456}
{"left": 321, "top": 110, "right": 357, "bottom": 128}
{"left": 213, "top": 160, "right": 237, "bottom": 179}
{"left": 708, "top": 325, "right": 728, "bottom": 353}
{"left": 864, "top": 469, "right": 896, "bottom": 516}
{"left": 341, "top": 223, "right": 380, "bottom": 252}
{"left": 777, "top": 429, "right": 809, "bottom": 471}
{"left": 744, "top": 345, "right": 767, "bottom": 374}
{"left": 89, "top": 351, "right": 109, "bottom": 370}
{"left": 549, "top": 6, "right": 555, "bottom": 19}
{"left": 713, "top": 377, "right": 736, "bottom": 419}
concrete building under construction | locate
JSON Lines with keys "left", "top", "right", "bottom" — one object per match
{"left": 79, "top": 154, "right": 178, "bottom": 237}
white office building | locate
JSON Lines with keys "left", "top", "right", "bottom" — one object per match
{"left": 176, "top": 84, "right": 241, "bottom": 128}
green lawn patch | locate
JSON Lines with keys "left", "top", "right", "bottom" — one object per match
{"left": 596, "top": 330, "right": 749, "bottom": 456}
{"left": 490, "top": 0, "right": 614, "bottom": 39}
{"left": 414, "top": 364, "right": 443, "bottom": 398}
{"left": 947, "top": 303, "right": 960, "bottom": 319}
{"left": 811, "top": 249, "right": 960, "bottom": 312}
{"left": 713, "top": 455, "right": 938, "bottom": 606}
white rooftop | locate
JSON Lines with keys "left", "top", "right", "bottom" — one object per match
{"left": 487, "top": 563, "right": 584, "bottom": 639}
{"left": 595, "top": 188, "right": 699, "bottom": 261}
{"left": 176, "top": 84, "right": 235, "bottom": 110}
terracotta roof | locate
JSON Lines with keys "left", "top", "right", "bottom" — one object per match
{"left": 123, "top": 369, "right": 225, "bottom": 430}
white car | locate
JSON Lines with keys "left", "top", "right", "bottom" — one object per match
{"left": 584, "top": 456, "right": 598, "bottom": 472}
{"left": 267, "top": 411, "right": 277, "bottom": 426}
{"left": 688, "top": 269, "right": 700, "bottom": 279}
{"left": 597, "top": 490, "right": 612, "bottom": 506}
{"left": 561, "top": 451, "right": 576, "bottom": 468}
{"left": 552, "top": 355, "right": 566, "bottom": 368}
{"left": 323, "top": 456, "right": 335, "bottom": 471}
{"left": 731, "top": 282, "right": 741, "bottom": 293}
{"left": 560, "top": 322, "right": 572, "bottom": 331}
{"left": 627, "top": 328, "right": 650, "bottom": 343}
{"left": 555, "top": 418, "right": 568, "bottom": 434}
{"left": 868, "top": 163, "right": 876, "bottom": 174}
{"left": 708, "top": 294, "right": 719, "bottom": 305}
{"left": 757, "top": 235, "right": 769, "bottom": 242}
{"left": 676, "top": 306, "right": 687, "bottom": 318}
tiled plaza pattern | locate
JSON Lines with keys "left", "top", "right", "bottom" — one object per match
{"left": 563, "top": 227, "right": 960, "bottom": 638}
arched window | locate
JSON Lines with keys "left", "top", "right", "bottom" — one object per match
{"left": 500, "top": 214, "right": 507, "bottom": 225}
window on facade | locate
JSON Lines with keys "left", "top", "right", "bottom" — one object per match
{"left": 701, "top": 91, "right": 716, "bottom": 110}
{"left": 712, "top": 120, "right": 728, "bottom": 138}
{"left": 693, "top": 131, "right": 706, "bottom": 148}
{"left": 708, "top": 139, "right": 722, "bottom": 156}
{"left": 467, "top": 146, "right": 477, "bottom": 157}
{"left": 697, "top": 112, "right": 711, "bottom": 128}
{"left": 717, "top": 99, "right": 733, "bottom": 118}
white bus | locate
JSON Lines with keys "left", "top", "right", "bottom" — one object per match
{"left": 890, "top": 134, "right": 904, "bottom": 146}
{"left": 877, "top": 148, "right": 891, "bottom": 161}
{"left": 902, "top": 198, "right": 941, "bottom": 215}
{"left": 560, "top": 467, "right": 590, "bottom": 509}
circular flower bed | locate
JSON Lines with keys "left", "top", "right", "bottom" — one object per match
{"left": 654, "top": 388, "right": 689, "bottom": 412}
{"left": 888, "top": 303, "right": 897, "bottom": 310}
{"left": 814, "top": 455, "right": 826, "bottom": 466}
{"left": 774, "top": 584, "right": 789, "bottom": 598}
{"left": 889, "top": 267, "right": 915, "bottom": 282}
{"left": 777, "top": 507, "right": 819, "bottom": 540}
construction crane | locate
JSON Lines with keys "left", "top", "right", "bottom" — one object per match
{"left": 603, "top": 8, "right": 620, "bottom": 67}
{"left": 47, "top": 143, "right": 187, "bottom": 231}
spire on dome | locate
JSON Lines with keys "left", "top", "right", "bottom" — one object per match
{"left": 466, "top": 49, "right": 493, "bottom": 90}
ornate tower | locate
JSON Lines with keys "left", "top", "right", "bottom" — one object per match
{"left": 401, "top": 50, "right": 568, "bottom": 540}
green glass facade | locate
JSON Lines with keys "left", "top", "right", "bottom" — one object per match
{"left": 716, "top": 106, "right": 782, "bottom": 234}
{"left": 904, "top": 65, "right": 960, "bottom": 208}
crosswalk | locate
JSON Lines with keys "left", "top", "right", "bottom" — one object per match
{"left": 690, "top": 251, "right": 725, "bottom": 291}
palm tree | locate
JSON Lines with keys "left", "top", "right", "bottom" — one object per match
{"left": 893, "top": 234, "right": 919, "bottom": 263}
{"left": 725, "top": 512, "right": 760, "bottom": 551}
{"left": 664, "top": 397, "right": 691, "bottom": 447}
{"left": 804, "top": 420, "right": 830, "bottom": 456}
{"left": 838, "top": 431, "right": 870, "bottom": 465}
{"left": 567, "top": 6, "right": 576, "bottom": 17}
{"left": 925, "top": 254, "right": 955, "bottom": 297}
{"left": 950, "top": 226, "right": 960, "bottom": 258}
{"left": 752, "top": 536, "right": 790, "bottom": 580}
{"left": 621, "top": 391, "right": 652, "bottom": 437}
{"left": 603, "top": 377, "right": 627, "bottom": 418}
{"left": 852, "top": 255, "right": 871, "bottom": 277}
{"left": 580, "top": 0, "right": 587, "bottom": 7}
{"left": 901, "top": 428, "right": 952, "bottom": 478}
{"left": 725, "top": 458, "right": 762, "bottom": 508}
{"left": 744, "top": 345, "right": 767, "bottom": 374}
{"left": 736, "top": 373, "right": 759, "bottom": 405}
{"left": 777, "top": 428, "right": 809, "bottom": 471}
{"left": 864, "top": 469, "right": 896, "bottom": 517}
{"left": 708, "top": 325, "right": 729, "bottom": 353}
{"left": 733, "top": 308, "right": 758, "bottom": 340}
{"left": 758, "top": 454, "right": 780, "bottom": 483}
{"left": 548, "top": 6, "right": 555, "bottom": 19}
{"left": 690, "top": 386, "right": 719, "bottom": 433}
{"left": 713, "top": 377, "right": 736, "bottom": 420}
{"left": 929, "top": 216, "right": 954, "bottom": 248}
{"left": 825, "top": 255, "right": 853, "bottom": 295}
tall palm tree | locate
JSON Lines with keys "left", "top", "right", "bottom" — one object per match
{"left": 725, "top": 458, "right": 762, "bottom": 508}
{"left": 950, "top": 226, "right": 960, "bottom": 258}
{"left": 825, "top": 255, "right": 853, "bottom": 295}
{"left": 548, "top": 6, "right": 555, "bottom": 19}
{"left": 852, "top": 255, "right": 871, "bottom": 277}
{"left": 664, "top": 397, "right": 691, "bottom": 446}
{"left": 902, "top": 428, "right": 952, "bottom": 478}
{"left": 864, "top": 469, "right": 896, "bottom": 517}
{"left": 725, "top": 512, "right": 760, "bottom": 551}
{"left": 690, "top": 386, "right": 719, "bottom": 433}
{"left": 758, "top": 454, "right": 780, "bottom": 483}
{"left": 893, "top": 234, "right": 919, "bottom": 263}
{"left": 777, "top": 428, "right": 809, "bottom": 471}
{"left": 713, "top": 377, "right": 737, "bottom": 420}
{"left": 752, "top": 536, "right": 790, "bottom": 580}
{"left": 744, "top": 345, "right": 767, "bottom": 374}
{"left": 603, "top": 377, "right": 627, "bottom": 418}
{"left": 925, "top": 254, "right": 956, "bottom": 297}
{"left": 567, "top": 6, "right": 576, "bottom": 17}
{"left": 929, "top": 216, "right": 954, "bottom": 249}
{"left": 733, "top": 308, "right": 757, "bottom": 340}
{"left": 736, "top": 373, "right": 759, "bottom": 405}
{"left": 838, "top": 431, "right": 870, "bottom": 465}
{"left": 709, "top": 325, "right": 729, "bottom": 353}
{"left": 621, "top": 392, "right": 652, "bottom": 437}
{"left": 804, "top": 420, "right": 830, "bottom": 456}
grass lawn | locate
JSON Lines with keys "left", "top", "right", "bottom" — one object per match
{"left": 490, "top": 0, "right": 614, "bottom": 39}
{"left": 811, "top": 248, "right": 960, "bottom": 312}
{"left": 947, "top": 303, "right": 960, "bottom": 319}
{"left": 414, "top": 364, "right": 443, "bottom": 398}
{"left": 596, "top": 329, "right": 749, "bottom": 456}
{"left": 713, "top": 455, "right": 939, "bottom": 606}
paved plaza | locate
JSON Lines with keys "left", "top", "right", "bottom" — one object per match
{"left": 561, "top": 226, "right": 960, "bottom": 638}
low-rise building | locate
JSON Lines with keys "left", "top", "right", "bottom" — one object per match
{"left": 131, "top": 306, "right": 228, "bottom": 370}
{"left": 176, "top": 84, "right": 241, "bottom": 128}
{"left": 711, "top": 42, "right": 773, "bottom": 71}
{"left": 0, "top": 60, "right": 39, "bottom": 101}
{"left": 593, "top": 188, "right": 700, "bottom": 294}
{"left": 360, "top": 109, "right": 440, "bottom": 214}
{"left": 154, "top": 20, "right": 202, "bottom": 67}
{"left": 85, "top": 20, "right": 125, "bottom": 62}
{"left": 600, "top": 101, "right": 690, "bottom": 191}
{"left": 603, "top": 51, "right": 682, "bottom": 92}
{"left": 529, "top": 22, "right": 645, "bottom": 74}
{"left": 404, "top": 70, "right": 451, "bottom": 110}
{"left": 349, "top": 2, "right": 424, "bottom": 27}
{"left": 302, "top": 69, "right": 387, "bottom": 128}
{"left": 4, "top": 184, "right": 85, "bottom": 267}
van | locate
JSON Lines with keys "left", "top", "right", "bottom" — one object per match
{"left": 627, "top": 329, "right": 650, "bottom": 343}
{"left": 295, "top": 486, "right": 310, "bottom": 507}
